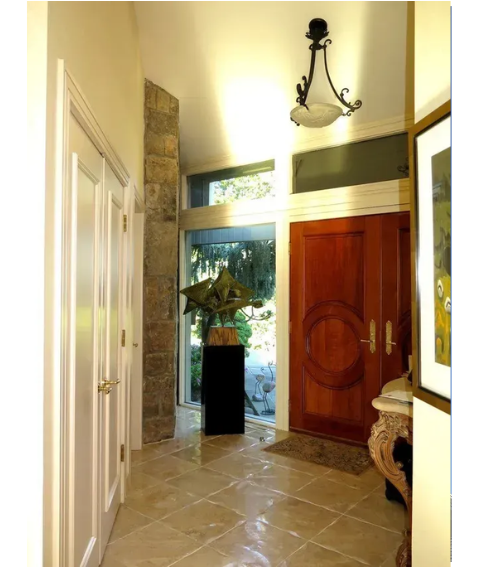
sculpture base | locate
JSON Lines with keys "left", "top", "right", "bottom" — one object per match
{"left": 201, "top": 344, "right": 245, "bottom": 436}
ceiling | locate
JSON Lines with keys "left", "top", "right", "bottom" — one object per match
{"left": 134, "top": 1, "right": 409, "bottom": 170}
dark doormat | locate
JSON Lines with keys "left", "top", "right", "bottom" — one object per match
{"left": 263, "top": 434, "right": 374, "bottom": 475}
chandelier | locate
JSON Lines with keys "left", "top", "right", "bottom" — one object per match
{"left": 290, "top": 18, "right": 362, "bottom": 128}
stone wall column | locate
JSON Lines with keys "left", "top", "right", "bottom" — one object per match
{"left": 143, "top": 79, "right": 179, "bottom": 443}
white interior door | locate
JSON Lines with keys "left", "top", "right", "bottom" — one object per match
{"left": 99, "top": 164, "right": 125, "bottom": 556}
{"left": 67, "top": 115, "right": 102, "bottom": 568}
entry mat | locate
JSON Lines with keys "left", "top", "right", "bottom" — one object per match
{"left": 263, "top": 434, "right": 374, "bottom": 475}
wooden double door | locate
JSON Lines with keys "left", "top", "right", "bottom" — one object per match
{"left": 289, "top": 213, "right": 411, "bottom": 443}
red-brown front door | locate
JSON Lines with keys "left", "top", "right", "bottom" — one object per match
{"left": 381, "top": 212, "right": 412, "bottom": 387}
{"left": 289, "top": 215, "right": 382, "bottom": 443}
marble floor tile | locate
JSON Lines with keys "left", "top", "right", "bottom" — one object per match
{"left": 162, "top": 499, "right": 246, "bottom": 544}
{"left": 211, "top": 520, "right": 305, "bottom": 567}
{"left": 204, "top": 434, "right": 260, "bottom": 453}
{"left": 258, "top": 496, "right": 341, "bottom": 539}
{"left": 166, "top": 467, "right": 238, "bottom": 497}
{"left": 108, "top": 506, "right": 154, "bottom": 543}
{"left": 209, "top": 480, "right": 286, "bottom": 517}
{"left": 133, "top": 454, "right": 199, "bottom": 480}
{"left": 125, "top": 482, "right": 201, "bottom": 520}
{"left": 346, "top": 491, "right": 407, "bottom": 532}
{"left": 207, "top": 453, "right": 268, "bottom": 479}
{"left": 170, "top": 546, "right": 245, "bottom": 567}
{"left": 247, "top": 464, "right": 314, "bottom": 495}
{"left": 294, "top": 477, "right": 370, "bottom": 512}
{"left": 101, "top": 521, "right": 199, "bottom": 567}
{"left": 312, "top": 515, "right": 403, "bottom": 567}
{"left": 171, "top": 443, "right": 233, "bottom": 466}
{"left": 280, "top": 541, "right": 367, "bottom": 567}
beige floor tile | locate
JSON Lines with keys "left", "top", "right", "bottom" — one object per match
{"left": 258, "top": 497, "right": 341, "bottom": 539}
{"left": 325, "top": 466, "right": 384, "bottom": 491}
{"left": 295, "top": 477, "right": 369, "bottom": 512}
{"left": 125, "top": 482, "right": 201, "bottom": 520}
{"left": 133, "top": 453, "right": 199, "bottom": 480}
{"left": 101, "top": 521, "right": 199, "bottom": 567}
{"left": 166, "top": 467, "right": 238, "bottom": 497}
{"left": 208, "top": 453, "right": 268, "bottom": 479}
{"left": 205, "top": 434, "right": 260, "bottom": 452}
{"left": 253, "top": 451, "right": 331, "bottom": 477}
{"left": 312, "top": 515, "right": 402, "bottom": 566}
{"left": 162, "top": 499, "right": 246, "bottom": 544}
{"left": 171, "top": 443, "right": 233, "bottom": 466}
{"left": 346, "top": 492, "right": 407, "bottom": 532}
{"left": 211, "top": 520, "right": 305, "bottom": 567}
{"left": 247, "top": 464, "right": 314, "bottom": 495}
{"left": 108, "top": 506, "right": 154, "bottom": 543}
{"left": 209, "top": 480, "right": 286, "bottom": 517}
{"left": 152, "top": 437, "right": 195, "bottom": 456}
{"left": 381, "top": 552, "right": 398, "bottom": 566}
{"left": 171, "top": 546, "right": 245, "bottom": 567}
{"left": 131, "top": 445, "right": 164, "bottom": 467}
{"left": 125, "top": 470, "right": 162, "bottom": 495}
{"left": 280, "top": 541, "right": 367, "bottom": 567}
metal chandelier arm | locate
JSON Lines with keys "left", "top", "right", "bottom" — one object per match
{"left": 296, "top": 44, "right": 318, "bottom": 106}
{"left": 322, "top": 40, "right": 363, "bottom": 116}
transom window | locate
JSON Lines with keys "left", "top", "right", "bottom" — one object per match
{"left": 188, "top": 160, "right": 275, "bottom": 208}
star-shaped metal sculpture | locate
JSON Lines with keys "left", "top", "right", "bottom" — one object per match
{"left": 180, "top": 267, "right": 263, "bottom": 326}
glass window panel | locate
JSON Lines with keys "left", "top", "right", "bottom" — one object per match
{"left": 184, "top": 225, "right": 276, "bottom": 423}
{"left": 293, "top": 133, "right": 409, "bottom": 194}
{"left": 188, "top": 160, "right": 275, "bottom": 208}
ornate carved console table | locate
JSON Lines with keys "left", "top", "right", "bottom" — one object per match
{"left": 368, "top": 379, "right": 413, "bottom": 567}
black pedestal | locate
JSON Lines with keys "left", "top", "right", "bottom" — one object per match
{"left": 201, "top": 345, "right": 245, "bottom": 436}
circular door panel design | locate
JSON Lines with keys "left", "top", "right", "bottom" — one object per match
{"left": 307, "top": 317, "right": 360, "bottom": 374}
{"left": 303, "top": 302, "right": 365, "bottom": 390}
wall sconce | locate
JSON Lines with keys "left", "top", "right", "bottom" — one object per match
{"left": 290, "top": 18, "right": 362, "bottom": 128}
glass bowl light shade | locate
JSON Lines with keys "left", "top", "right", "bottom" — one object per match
{"left": 290, "top": 102, "right": 342, "bottom": 128}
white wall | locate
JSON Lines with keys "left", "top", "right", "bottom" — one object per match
{"left": 135, "top": 1, "right": 409, "bottom": 169}
{"left": 47, "top": 0, "right": 144, "bottom": 193}
{"left": 412, "top": 2, "right": 451, "bottom": 567}
{"left": 42, "top": 2, "right": 144, "bottom": 564}
{"left": 27, "top": 2, "right": 48, "bottom": 566}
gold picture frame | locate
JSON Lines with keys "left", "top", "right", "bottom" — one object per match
{"left": 410, "top": 100, "right": 451, "bottom": 415}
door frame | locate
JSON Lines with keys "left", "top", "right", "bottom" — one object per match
{"left": 45, "top": 60, "right": 133, "bottom": 566}
{"left": 130, "top": 193, "right": 145, "bottom": 451}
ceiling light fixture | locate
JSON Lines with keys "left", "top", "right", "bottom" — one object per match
{"left": 290, "top": 18, "right": 362, "bottom": 128}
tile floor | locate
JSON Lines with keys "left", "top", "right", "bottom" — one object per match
{"left": 101, "top": 407, "right": 406, "bottom": 567}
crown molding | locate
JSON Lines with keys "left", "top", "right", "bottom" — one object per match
{"left": 181, "top": 113, "right": 414, "bottom": 177}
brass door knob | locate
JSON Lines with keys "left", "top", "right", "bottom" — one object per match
{"left": 133, "top": 342, "right": 139, "bottom": 347}
{"left": 98, "top": 378, "right": 120, "bottom": 394}
{"left": 359, "top": 320, "right": 376, "bottom": 353}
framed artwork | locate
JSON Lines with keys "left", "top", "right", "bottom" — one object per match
{"left": 410, "top": 100, "right": 451, "bottom": 414}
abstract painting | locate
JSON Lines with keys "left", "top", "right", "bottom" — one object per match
{"left": 431, "top": 147, "right": 451, "bottom": 366}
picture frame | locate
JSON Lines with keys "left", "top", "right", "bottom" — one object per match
{"left": 410, "top": 100, "right": 451, "bottom": 415}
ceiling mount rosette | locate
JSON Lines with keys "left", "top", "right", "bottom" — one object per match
{"left": 290, "top": 18, "right": 362, "bottom": 128}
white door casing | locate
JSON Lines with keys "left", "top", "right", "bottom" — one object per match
{"left": 131, "top": 200, "right": 145, "bottom": 450}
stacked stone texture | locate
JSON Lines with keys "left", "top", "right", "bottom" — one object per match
{"left": 143, "top": 79, "right": 179, "bottom": 443}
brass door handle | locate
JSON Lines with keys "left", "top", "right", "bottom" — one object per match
{"left": 98, "top": 378, "right": 120, "bottom": 394}
{"left": 133, "top": 342, "right": 139, "bottom": 347}
{"left": 360, "top": 320, "right": 376, "bottom": 354}
{"left": 385, "top": 321, "right": 396, "bottom": 355}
